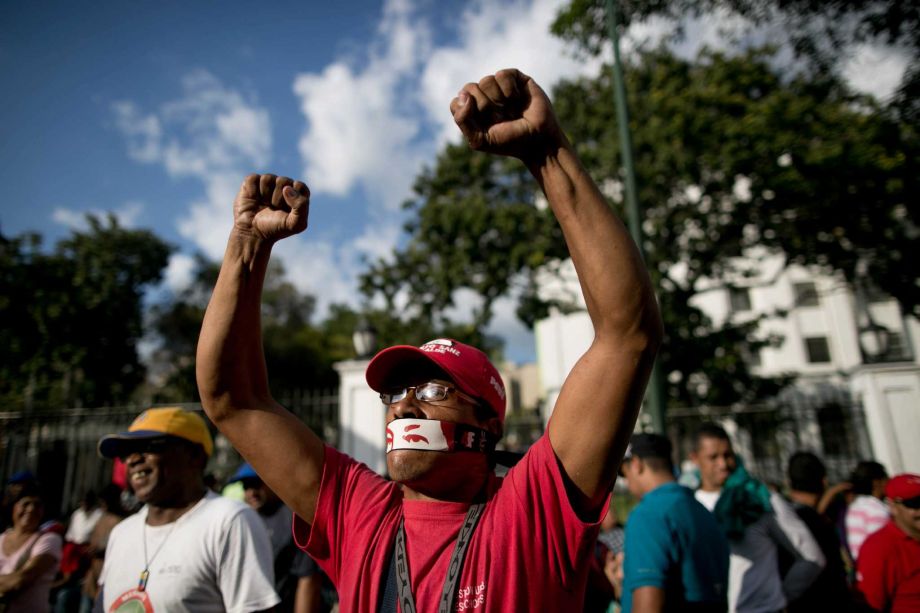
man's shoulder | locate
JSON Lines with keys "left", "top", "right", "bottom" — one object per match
{"left": 862, "top": 521, "right": 903, "bottom": 551}
{"left": 194, "top": 492, "right": 256, "bottom": 527}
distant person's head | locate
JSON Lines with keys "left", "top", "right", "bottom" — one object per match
{"left": 8, "top": 480, "right": 46, "bottom": 533}
{"left": 850, "top": 460, "right": 888, "bottom": 499}
{"left": 98, "top": 407, "right": 214, "bottom": 508}
{"left": 886, "top": 473, "right": 920, "bottom": 541}
{"left": 230, "top": 463, "right": 283, "bottom": 516}
{"left": 98, "top": 484, "right": 126, "bottom": 517}
{"left": 79, "top": 489, "right": 98, "bottom": 511}
{"left": 690, "top": 423, "right": 736, "bottom": 491}
{"left": 618, "top": 433, "right": 675, "bottom": 499}
{"left": 788, "top": 451, "right": 827, "bottom": 495}
{"left": 365, "top": 339, "right": 505, "bottom": 498}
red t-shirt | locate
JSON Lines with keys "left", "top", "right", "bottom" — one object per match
{"left": 294, "top": 434, "right": 606, "bottom": 612}
{"left": 856, "top": 520, "right": 920, "bottom": 613}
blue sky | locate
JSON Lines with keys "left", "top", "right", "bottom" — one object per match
{"left": 0, "top": 0, "right": 906, "bottom": 364}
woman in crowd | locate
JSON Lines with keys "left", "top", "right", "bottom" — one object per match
{"left": 0, "top": 481, "right": 63, "bottom": 612}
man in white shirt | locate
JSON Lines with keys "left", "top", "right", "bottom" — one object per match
{"left": 65, "top": 491, "right": 103, "bottom": 545}
{"left": 95, "top": 407, "right": 279, "bottom": 613}
{"left": 691, "top": 423, "right": 825, "bottom": 613}
{"left": 844, "top": 460, "right": 889, "bottom": 560}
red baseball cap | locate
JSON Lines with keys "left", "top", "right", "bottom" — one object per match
{"left": 886, "top": 473, "right": 920, "bottom": 500}
{"left": 366, "top": 338, "right": 507, "bottom": 422}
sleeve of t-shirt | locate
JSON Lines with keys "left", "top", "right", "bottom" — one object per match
{"left": 855, "top": 531, "right": 892, "bottom": 611}
{"left": 216, "top": 506, "right": 281, "bottom": 613}
{"left": 33, "top": 532, "right": 63, "bottom": 562}
{"left": 623, "top": 506, "right": 671, "bottom": 592}
{"left": 289, "top": 549, "right": 319, "bottom": 579}
{"left": 500, "top": 434, "right": 609, "bottom": 591}
{"left": 292, "top": 444, "right": 400, "bottom": 586}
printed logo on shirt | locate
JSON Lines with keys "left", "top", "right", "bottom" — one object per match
{"left": 109, "top": 587, "right": 154, "bottom": 612}
{"left": 456, "top": 581, "right": 485, "bottom": 610}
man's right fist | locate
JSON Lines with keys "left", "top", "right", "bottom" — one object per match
{"left": 233, "top": 174, "right": 310, "bottom": 244}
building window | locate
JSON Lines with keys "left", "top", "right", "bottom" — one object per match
{"left": 729, "top": 287, "right": 752, "bottom": 313}
{"left": 793, "top": 282, "right": 820, "bottom": 307}
{"left": 886, "top": 332, "right": 913, "bottom": 361}
{"left": 805, "top": 336, "right": 832, "bottom": 363}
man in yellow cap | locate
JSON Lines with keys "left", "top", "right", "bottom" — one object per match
{"left": 95, "top": 407, "right": 280, "bottom": 612}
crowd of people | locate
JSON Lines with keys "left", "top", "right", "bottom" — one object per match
{"left": 0, "top": 407, "right": 337, "bottom": 613}
{"left": 589, "top": 427, "right": 920, "bottom": 613}
{"left": 0, "top": 68, "right": 917, "bottom": 613}
{"left": 1, "top": 416, "right": 915, "bottom": 612}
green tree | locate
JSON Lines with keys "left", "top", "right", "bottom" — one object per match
{"left": 148, "top": 256, "right": 344, "bottom": 402}
{"left": 0, "top": 216, "right": 172, "bottom": 410}
{"left": 361, "top": 47, "right": 914, "bottom": 406}
{"left": 552, "top": 0, "right": 920, "bottom": 116}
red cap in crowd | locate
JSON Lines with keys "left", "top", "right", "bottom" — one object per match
{"left": 886, "top": 473, "right": 920, "bottom": 501}
{"left": 366, "top": 338, "right": 507, "bottom": 423}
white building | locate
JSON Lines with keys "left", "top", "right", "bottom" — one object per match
{"left": 536, "top": 254, "right": 920, "bottom": 478}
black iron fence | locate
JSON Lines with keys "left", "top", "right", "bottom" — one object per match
{"left": 662, "top": 383, "right": 872, "bottom": 486}
{"left": 0, "top": 390, "right": 338, "bottom": 518}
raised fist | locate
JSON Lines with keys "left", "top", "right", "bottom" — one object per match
{"left": 450, "top": 69, "right": 562, "bottom": 161}
{"left": 233, "top": 174, "right": 310, "bottom": 244}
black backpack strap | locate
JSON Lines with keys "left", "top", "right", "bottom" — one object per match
{"left": 379, "top": 525, "right": 399, "bottom": 613}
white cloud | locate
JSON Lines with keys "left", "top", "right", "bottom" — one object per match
{"left": 420, "top": 0, "right": 603, "bottom": 147}
{"left": 163, "top": 252, "right": 196, "bottom": 294}
{"left": 292, "top": 0, "right": 430, "bottom": 211}
{"left": 286, "top": 0, "right": 604, "bottom": 335}
{"left": 51, "top": 201, "right": 144, "bottom": 230}
{"left": 843, "top": 43, "right": 909, "bottom": 101}
{"left": 112, "top": 101, "right": 162, "bottom": 163}
{"left": 112, "top": 71, "right": 271, "bottom": 264}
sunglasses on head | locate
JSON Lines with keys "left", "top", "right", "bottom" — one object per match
{"left": 379, "top": 381, "right": 478, "bottom": 406}
{"left": 895, "top": 495, "right": 920, "bottom": 510}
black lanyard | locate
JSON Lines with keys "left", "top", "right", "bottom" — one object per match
{"left": 380, "top": 501, "right": 485, "bottom": 613}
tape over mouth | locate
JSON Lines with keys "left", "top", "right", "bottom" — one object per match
{"left": 386, "top": 418, "right": 497, "bottom": 454}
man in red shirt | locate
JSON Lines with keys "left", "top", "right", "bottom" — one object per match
{"left": 196, "top": 68, "right": 662, "bottom": 612}
{"left": 856, "top": 473, "right": 920, "bottom": 612}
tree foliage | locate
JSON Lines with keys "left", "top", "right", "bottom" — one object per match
{"left": 361, "top": 46, "right": 916, "bottom": 407}
{"left": 0, "top": 216, "right": 172, "bottom": 410}
{"left": 552, "top": 1, "right": 920, "bottom": 118}
{"left": 148, "top": 256, "right": 351, "bottom": 402}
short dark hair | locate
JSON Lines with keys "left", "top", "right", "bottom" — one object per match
{"left": 850, "top": 461, "right": 887, "bottom": 495}
{"left": 627, "top": 433, "right": 674, "bottom": 474}
{"left": 693, "top": 423, "right": 730, "bottom": 451}
{"left": 788, "top": 451, "right": 826, "bottom": 494}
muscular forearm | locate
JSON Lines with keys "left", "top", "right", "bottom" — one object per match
{"left": 197, "top": 233, "right": 275, "bottom": 417}
{"left": 530, "top": 133, "right": 661, "bottom": 508}
{"left": 525, "top": 136, "right": 660, "bottom": 343}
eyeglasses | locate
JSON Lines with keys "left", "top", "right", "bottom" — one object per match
{"left": 894, "top": 496, "right": 920, "bottom": 510}
{"left": 379, "top": 381, "right": 478, "bottom": 406}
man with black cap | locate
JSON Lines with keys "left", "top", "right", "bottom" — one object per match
{"left": 95, "top": 407, "right": 279, "bottom": 612}
{"left": 197, "top": 68, "right": 662, "bottom": 611}
{"left": 618, "top": 433, "right": 729, "bottom": 612}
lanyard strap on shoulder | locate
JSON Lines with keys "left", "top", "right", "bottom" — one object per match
{"left": 380, "top": 502, "right": 485, "bottom": 613}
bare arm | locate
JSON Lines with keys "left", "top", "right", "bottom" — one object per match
{"left": 294, "top": 574, "right": 324, "bottom": 613}
{"left": 452, "top": 70, "right": 662, "bottom": 514}
{"left": 197, "top": 174, "right": 325, "bottom": 523}
{"left": 0, "top": 552, "right": 58, "bottom": 594}
{"left": 631, "top": 586, "right": 666, "bottom": 613}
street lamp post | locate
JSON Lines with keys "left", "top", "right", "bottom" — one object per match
{"left": 352, "top": 318, "right": 378, "bottom": 359}
{"left": 606, "top": 0, "right": 667, "bottom": 433}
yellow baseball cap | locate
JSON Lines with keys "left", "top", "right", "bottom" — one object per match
{"left": 98, "top": 407, "right": 214, "bottom": 458}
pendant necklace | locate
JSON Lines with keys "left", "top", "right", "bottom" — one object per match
{"left": 139, "top": 519, "right": 178, "bottom": 591}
